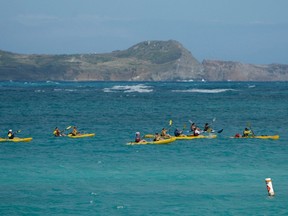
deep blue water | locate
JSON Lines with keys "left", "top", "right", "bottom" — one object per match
{"left": 0, "top": 81, "right": 287, "bottom": 215}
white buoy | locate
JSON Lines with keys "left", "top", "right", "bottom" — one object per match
{"left": 265, "top": 178, "right": 275, "bottom": 196}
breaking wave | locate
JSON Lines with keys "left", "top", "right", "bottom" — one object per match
{"left": 103, "top": 84, "right": 153, "bottom": 93}
{"left": 172, "top": 88, "right": 236, "bottom": 93}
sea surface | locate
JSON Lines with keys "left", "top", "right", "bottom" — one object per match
{"left": 0, "top": 81, "right": 287, "bottom": 215}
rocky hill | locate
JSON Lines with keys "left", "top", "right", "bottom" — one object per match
{"left": 0, "top": 40, "right": 203, "bottom": 81}
{"left": 0, "top": 40, "right": 288, "bottom": 81}
{"left": 202, "top": 60, "right": 288, "bottom": 81}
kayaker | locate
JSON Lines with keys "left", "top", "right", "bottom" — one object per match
{"left": 190, "top": 122, "right": 197, "bottom": 132}
{"left": 134, "top": 132, "right": 146, "bottom": 143}
{"left": 53, "top": 127, "right": 60, "bottom": 136}
{"left": 53, "top": 127, "right": 64, "bottom": 137}
{"left": 7, "top": 129, "right": 15, "bottom": 139}
{"left": 243, "top": 128, "right": 253, "bottom": 137}
{"left": 153, "top": 133, "right": 161, "bottom": 141}
{"left": 174, "top": 128, "right": 183, "bottom": 137}
{"left": 203, "top": 123, "right": 213, "bottom": 133}
{"left": 193, "top": 127, "right": 201, "bottom": 136}
{"left": 161, "top": 128, "right": 171, "bottom": 138}
{"left": 135, "top": 132, "right": 141, "bottom": 142}
{"left": 70, "top": 126, "right": 80, "bottom": 136}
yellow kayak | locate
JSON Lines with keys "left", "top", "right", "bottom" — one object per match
{"left": 67, "top": 133, "right": 95, "bottom": 138}
{"left": 0, "top": 137, "right": 33, "bottom": 142}
{"left": 144, "top": 134, "right": 217, "bottom": 140}
{"left": 127, "top": 136, "right": 176, "bottom": 145}
{"left": 231, "top": 135, "right": 279, "bottom": 140}
{"left": 175, "top": 134, "right": 217, "bottom": 140}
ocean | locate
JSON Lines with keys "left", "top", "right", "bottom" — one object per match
{"left": 0, "top": 81, "right": 287, "bottom": 215}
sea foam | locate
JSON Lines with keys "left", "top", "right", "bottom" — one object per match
{"left": 103, "top": 84, "right": 153, "bottom": 93}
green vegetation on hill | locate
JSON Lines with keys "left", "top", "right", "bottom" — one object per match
{"left": 113, "top": 40, "right": 182, "bottom": 64}
{"left": 0, "top": 40, "right": 201, "bottom": 81}
{"left": 1, "top": 40, "right": 287, "bottom": 81}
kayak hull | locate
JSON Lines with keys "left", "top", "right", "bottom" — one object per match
{"left": 0, "top": 137, "right": 33, "bottom": 142}
{"left": 144, "top": 134, "right": 217, "bottom": 140}
{"left": 176, "top": 134, "right": 217, "bottom": 140}
{"left": 67, "top": 133, "right": 95, "bottom": 138}
{"left": 127, "top": 137, "right": 176, "bottom": 145}
{"left": 231, "top": 135, "right": 279, "bottom": 140}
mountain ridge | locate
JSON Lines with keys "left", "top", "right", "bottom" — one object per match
{"left": 0, "top": 40, "right": 288, "bottom": 81}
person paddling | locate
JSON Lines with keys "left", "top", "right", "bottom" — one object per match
{"left": 203, "top": 123, "right": 213, "bottom": 133}
{"left": 161, "top": 128, "right": 171, "bottom": 138}
{"left": 153, "top": 133, "right": 161, "bottom": 141}
{"left": 53, "top": 127, "right": 60, "bottom": 136}
{"left": 174, "top": 128, "right": 183, "bottom": 137}
{"left": 7, "top": 129, "right": 15, "bottom": 139}
{"left": 70, "top": 126, "right": 80, "bottom": 136}
{"left": 243, "top": 128, "right": 253, "bottom": 137}
{"left": 53, "top": 127, "right": 66, "bottom": 137}
{"left": 193, "top": 127, "right": 201, "bottom": 136}
{"left": 190, "top": 122, "right": 197, "bottom": 132}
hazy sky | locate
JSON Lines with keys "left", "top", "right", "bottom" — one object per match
{"left": 1, "top": 0, "right": 287, "bottom": 64}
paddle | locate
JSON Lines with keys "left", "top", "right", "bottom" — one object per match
{"left": 188, "top": 120, "right": 195, "bottom": 132}
{"left": 57, "top": 126, "right": 72, "bottom": 136}
{"left": 247, "top": 122, "right": 255, "bottom": 137}
{"left": 168, "top": 119, "right": 173, "bottom": 133}
{"left": 217, "top": 129, "right": 224, "bottom": 133}
{"left": 66, "top": 126, "right": 72, "bottom": 130}
{"left": 208, "top": 118, "right": 223, "bottom": 133}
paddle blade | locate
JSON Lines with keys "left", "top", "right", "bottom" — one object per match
{"left": 217, "top": 129, "right": 223, "bottom": 133}
{"left": 169, "top": 120, "right": 173, "bottom": 126}
{"left": 66, "top": 126, "right": 72, "bottom": 130}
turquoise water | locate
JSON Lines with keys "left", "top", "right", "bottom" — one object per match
{"left": 0, "top": 81, "right": 287, "bottom": 215}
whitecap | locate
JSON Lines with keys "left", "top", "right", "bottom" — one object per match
{"left": 34, "top": 89, "right": 45, "bottom": 93}
{"left": 103, "top": 84, "right": 153, "bottom": 93}
{"left": 46, "top": 80, "right": 60, "bottom": 85}
{"left": 53, "top": 88, "right": 77, "bottom": 92}
{"left": 172, "top": 88, "right": 236, "bottom": 93}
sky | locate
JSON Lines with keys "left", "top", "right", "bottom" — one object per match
{"left": 0, "top": 0, "right": 287, "bottom": 64}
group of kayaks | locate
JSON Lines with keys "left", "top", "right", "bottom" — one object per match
{"left": 126, "top": 119, "right": 280, "bottom": 145}
{"left": 0, "top": 133, "right": 95, "bottom": 143}
{"left": 127, "top": 133, "right": 280, "bottom": 145}
{"left": 127, "top": 134, "right": 218, "bottom": 145}
{"left": 0, "top": 126, "right": 95, "bottom": 143}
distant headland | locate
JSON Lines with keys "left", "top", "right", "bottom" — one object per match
{"left": 0, "top": 40, "right": 288, "bottom": 81}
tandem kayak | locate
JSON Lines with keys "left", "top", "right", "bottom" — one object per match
{"left": 127, "top": 136, "right": 177, "bottom": 145}
{"left": 175, "top": 134, "right": 217, "bottom": 140}
{"left": 0, "top": 137, "right": 33, "bottom": 142}
{"left": 67, "top": 133, "right": 95, "bottom": 138}
{"left": 231, "top": 135, "right": 279, "bottom": 140}
{"left": 144, "top": 134, "right": 217, "bottom": 140}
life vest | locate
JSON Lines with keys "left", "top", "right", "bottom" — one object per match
{"left": 135, "top": 134, "right": 141, "bottom": 142}
{"left": 8, "top": 132, "right": 14, "bottom": 139}
{"left": 194, "top": 129, "right": 200, "bottom": 136}
{"left": 72, "top": 129, "right": 78, "bottom": 136}
{"left": 54, "top": 129, "right": 60, "bottom": 136}
{"left": 243, "top": 130, "right": 252, "bottom": 137}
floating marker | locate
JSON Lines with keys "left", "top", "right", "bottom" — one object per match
{"left": 265, "top": 178, "right": 275, "bottom": 196}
